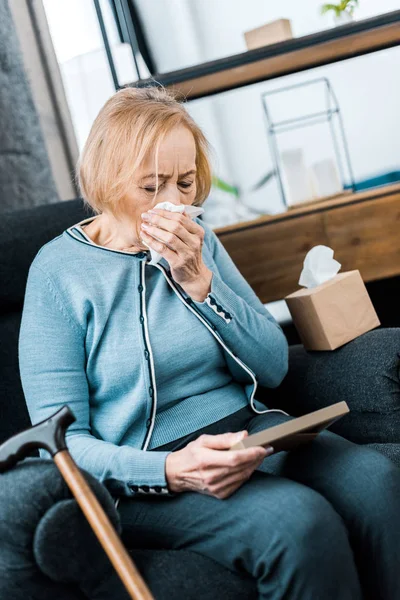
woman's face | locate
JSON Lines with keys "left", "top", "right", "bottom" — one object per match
{"left": 121, "top": 125, "right": 197, "bottom": 228}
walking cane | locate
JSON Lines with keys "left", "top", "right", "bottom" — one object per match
{"left": 0, "top": 405, "right": 154, "bottom": 600}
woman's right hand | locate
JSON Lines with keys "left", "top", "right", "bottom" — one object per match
{"left": 165, "top": 431, "right": 274, "bottom": 499}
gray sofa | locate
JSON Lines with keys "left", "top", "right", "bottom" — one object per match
{"left": 1, "top": 199, "right": 399, "bottom": 599}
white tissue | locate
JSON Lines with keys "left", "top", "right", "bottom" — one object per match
{"left": 141, "top": 201, "right": 204, "bottom": 266}
{"left": 299, "top": 245, "right": 341, "bottom": 289}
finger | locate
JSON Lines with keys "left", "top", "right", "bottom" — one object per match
{"left": 211, "top": 462, "right": 266, "bottom": 498}
{"left": 208, "top": 478, "right": 246, "bottom": 500}
{"left": 205, "top": 468, "right": 252, "bottom": 494}
{"left": 199, "top": 446, "right": 271, "bottom": 470}
{"left": 142, "top": 214, "right": 202, "bottom": 254}
{"left": 196, "top": 434, "right": 274, "bottom": 461}
{"left": 140, "top": 222, "right": 188, "bottom": 252}
{"left": 201, "top": 453, "right": 268, "bottom": 486}
{"left": 146, "top": 209, "right": 199, "bottom": 235}
{"left": 146, "top": 209, "right": 206, "bottom": 246}
{"left": 197, "top": 431, "right": 249, "bottom": 450}
{"left": 140, "top": 230, "right": 177, "bottom": 260}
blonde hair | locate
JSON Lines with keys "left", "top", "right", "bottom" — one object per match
{"left": 76, "top": 86, "right": 214, "bottom": 217}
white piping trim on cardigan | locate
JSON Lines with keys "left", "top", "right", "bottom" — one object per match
{"left": 205, "top": 295, "right": 232, "bottom": 323}
{"left": 120, "top": 261, "right": 169, "bottom": 500}
{"left": 115, "top": 260, "right": 161, "bottom": 508}
{"left": 153, "top": 263, "right": 290, "bottom": 418}
{"left": 140, "top": 259, "right": 158, "bottom": 451}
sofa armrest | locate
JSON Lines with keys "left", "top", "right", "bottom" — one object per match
{"left": 257, "top": 329, "right": 400, "bottom": 451}
{"left": 0, "top": 457, "right": 129, "bottom": 600}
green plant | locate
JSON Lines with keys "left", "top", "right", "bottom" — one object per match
{"left": 212, "top": 175, "right": 240, "bottom": 198}
{"left": 321, "top": 0, "right": 359, "bottom": 17}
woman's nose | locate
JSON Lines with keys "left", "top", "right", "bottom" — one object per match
{"left": 162, "top": 184, "right": 181, "bottom": 205}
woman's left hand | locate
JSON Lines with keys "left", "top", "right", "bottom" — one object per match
{"left": 140, "top": 208, "right": 213, "bottom": 302}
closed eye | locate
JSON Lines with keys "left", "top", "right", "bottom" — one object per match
{"left": 144, "top": 181, "right": 193, "bottom": 193}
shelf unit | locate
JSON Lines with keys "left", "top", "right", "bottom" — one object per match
{"left": 131, "top": 11, "right": 400, "bottom": 100}
{"left": 123, "top": 10, "right": 400, "bottom": 299}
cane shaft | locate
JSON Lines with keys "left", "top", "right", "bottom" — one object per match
{"left": 54, "top": 450, "right": 153, "bottom": 600}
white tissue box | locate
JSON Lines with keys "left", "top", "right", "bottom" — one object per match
{"left": 284, "top": 270, "right": 380, "bottom": 351}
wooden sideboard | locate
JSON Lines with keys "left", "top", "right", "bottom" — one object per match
{"left": 214, "top": 184, "right": 400, "bottom": 304}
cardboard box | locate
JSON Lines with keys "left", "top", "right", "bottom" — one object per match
{"left": 284, "top": 270, "right": 380, "bottom": 351}
{"left": 244, "top": 19, "right": 293, "bottom": 50}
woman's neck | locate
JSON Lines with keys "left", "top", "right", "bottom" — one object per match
{"left": 83, "top": 213, "right": 146, "bottom": 253}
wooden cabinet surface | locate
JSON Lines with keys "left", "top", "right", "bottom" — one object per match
{"left": 215, "top": 185, "right": 400, "bottom": 303}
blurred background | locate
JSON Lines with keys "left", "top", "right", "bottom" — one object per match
{"left": 2, "top": 0, "right": 399, "bottom": 225}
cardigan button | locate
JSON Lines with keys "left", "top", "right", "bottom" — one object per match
{"left": 144, "top": 349, "right": 149, "bottom": 360}
{"left": 138, "top": 284, "right": 144, "bottom": 292}
{"left": 146, "top": 418, "right": 152, "bottom": 427}
{"left": 139, "top": 315, "right": 144, "bottom": 324}
{"left": 149, "top": 386, "right": 154, "bottom": 397}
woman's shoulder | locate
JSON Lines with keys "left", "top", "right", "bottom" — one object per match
{"left": 29, "top": 232, "right": 76, "bottom": 278}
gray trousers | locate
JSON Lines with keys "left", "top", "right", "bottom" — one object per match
{"left": 118, "top": 403, "right": 400, "bottom": 600}
{"left": 118, "top": 329, "right": 400, "bottom": 600}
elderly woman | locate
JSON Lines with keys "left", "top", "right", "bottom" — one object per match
{"left": 19, "top": 86, "right": 400, "bottom": 600}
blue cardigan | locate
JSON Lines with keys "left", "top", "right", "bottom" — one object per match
{"left": 18, "top": 215, "right": 289, "bottom": 498}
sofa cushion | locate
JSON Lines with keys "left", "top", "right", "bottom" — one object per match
{"left": 0, "top": 198, "right": 92, "bottom": 312}
{"left": 263, "top": 329, "right": 400, "bottom": 447}
{"left": 0, "top": 311, "right": 32, "bottom": 445}
{"left": 0, "top": 199, "right": 93, "bottom": 445}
